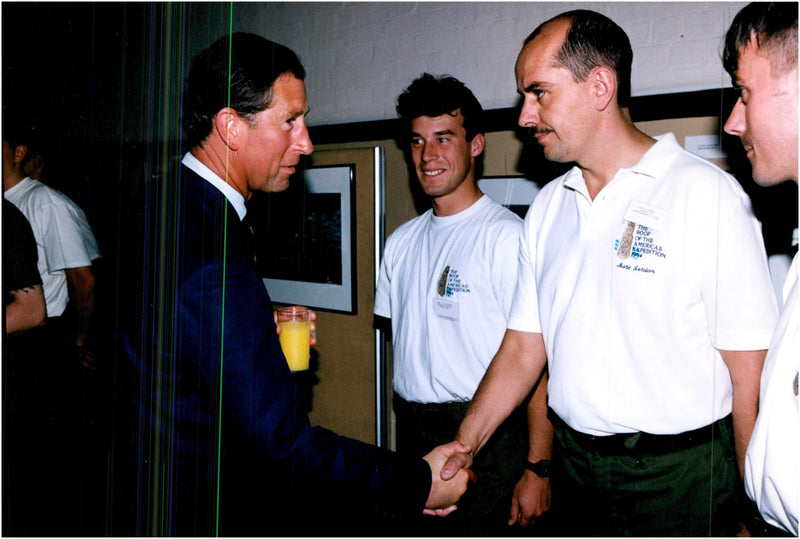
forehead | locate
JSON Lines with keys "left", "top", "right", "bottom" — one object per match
{"left": 269, "top": 73, "right": 308, "bottom": 111}
{"left": 515, "top": 21, "right": 569, "bottom": 81}
{"left": 736, "top": 39, "right": 774, "bottom": 77}
{"left": 410, "top": 110, "right": 466, "bottom": 135}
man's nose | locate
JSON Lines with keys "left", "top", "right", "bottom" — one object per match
{"left": 518, "top": 99, "right": 540, "bottom": 129}
{"left": 296, "top": 125, "right": 313, "bottom": 155}
{"left": 421, "top": 141, "right": 437, "bottom": 162}
{"left": 723, "top": 98, "right": 745, "bottom": 137}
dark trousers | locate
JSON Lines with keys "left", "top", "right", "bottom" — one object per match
{"left": 548, "top": 413, "right": 739, "bottom": 536}
{"left": 392, "top": 396, "right": 535, "bottom": 537}
{"left": 2, "top": 313, "right": 106, "bottom": 536}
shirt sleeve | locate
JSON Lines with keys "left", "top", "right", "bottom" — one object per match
{"left": 490, "top": 217, "right": 523, "bottom": 319}
{"left": 507, "top": 208, "right": 543, "bottom": 333}
{"left": 32, "top": 197, "right": 100, "bottom": 273}
{"left": 373, "top": 234, "right": 396, "bottom": 319}
{"left": 696, "top": 174, "right": 777, "bottom": 350}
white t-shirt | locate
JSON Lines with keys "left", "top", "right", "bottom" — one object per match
{"left": 745, "top": 252, "right": 799, "bottom": 536}
{"left": 508, "top": 133, "right": 777, "bottom": 436}
{"left": 5, "top": 178, "right": 101, "bottom": 317}
{"left": 375, "top": 195, "right": 522, "bottom": 403}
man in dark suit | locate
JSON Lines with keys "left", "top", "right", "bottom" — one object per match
{"left": 120, "top": 33, "right": 471, "bottom": 536}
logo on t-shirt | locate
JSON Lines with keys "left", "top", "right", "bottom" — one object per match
{"left": 437, "top": 265, "right": 471, "bottom": 297}
{"left": 437, "top": 265, "right": 450, "bottom": 296}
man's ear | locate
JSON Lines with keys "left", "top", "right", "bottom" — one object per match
{"left": 590, "top": 66, "right": 616, "bottom": 112}
{"left": 470, "top": 133, "right": 485, "bottom": 158}
{"left": 212, "top": 108, "right": 246, "bottom": 151}
{"left": 13, "top": 144, "right": 28, "bottom": 165}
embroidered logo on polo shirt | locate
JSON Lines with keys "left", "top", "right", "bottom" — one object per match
{"left": 614, "top": 201, "right": 668, "bottom": 274}
{"left": 617, "top": 220, "right": 636, "bottom": 260}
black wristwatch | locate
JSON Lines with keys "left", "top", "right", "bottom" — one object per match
{"left": 524, "top": 459, "right": 552, "bottom": 478}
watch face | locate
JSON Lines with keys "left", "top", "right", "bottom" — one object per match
{"left": 535, "top": 460, "right": 551, "bottom": 477}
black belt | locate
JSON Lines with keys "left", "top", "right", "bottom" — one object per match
{"left": 392, "top": 396, "right": 470, "bottom": 418}
{"left": 748, "top": 513, "right": 795, "bottom": 537}
{"left": 557, "top": 414, "right": 732, "bottom": 456}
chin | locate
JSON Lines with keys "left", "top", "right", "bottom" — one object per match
{"left": 269, "top": 178, "right": 291, "bottom": 193}
{"left": 544, "top": 151, "right": 569, "bottom": 163}
{"left": 752, "top": 171, "right": 786, "bottom": 187}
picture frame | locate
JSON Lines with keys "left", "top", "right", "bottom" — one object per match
{"left": 255, "top": 164, "right": 356, "bottom": 314}
{"left": 477, "top": 175, "right": 540, "bottom": 219}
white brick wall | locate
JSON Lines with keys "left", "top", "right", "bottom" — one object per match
{"left": 192, "top": 2, "right": 748, "bottom": 126}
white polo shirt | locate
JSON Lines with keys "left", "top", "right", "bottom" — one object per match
{"left": 508, "top": 133, "right": 777, "bottom": 436}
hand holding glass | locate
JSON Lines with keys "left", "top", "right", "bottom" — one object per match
{"left": 276, "top": 306, "right": 311, "bottom": 371}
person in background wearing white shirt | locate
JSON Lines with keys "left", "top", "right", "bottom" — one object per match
{"left": 3, "top": 125, "right": 102, "bottom": 535}
{"left": 439, "top": 9, "right": 778, "bottom": 535}
{"left": 375, "top": 73, "right": 553, "bottom": 535}
{"left": 723, "top": 3, "right": 798, "bottom": 536}
{"left": 3, "top": 130, "right": 101, "bottom": 369}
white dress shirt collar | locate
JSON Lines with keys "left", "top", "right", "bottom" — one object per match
{"left": 181, "top": 152, "right": 247, "bottom": 220}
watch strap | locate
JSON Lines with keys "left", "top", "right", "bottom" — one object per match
{"left": 523, "top": 459, "right": 552, "bottom": 478}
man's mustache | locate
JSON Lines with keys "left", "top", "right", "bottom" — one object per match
{"left": 526, "top": 127, "right": 554, "bottom": 139}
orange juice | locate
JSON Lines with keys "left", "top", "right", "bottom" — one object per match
{"left": 278, "top": 320, "right": 311, "bottom": 371}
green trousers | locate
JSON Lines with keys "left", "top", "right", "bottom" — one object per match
{"left": 548, "top": 414, "right": 739, "bottom": 536}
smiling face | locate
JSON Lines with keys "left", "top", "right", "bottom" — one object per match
{"left": 409, "top": 110, "right": 484, "bottom": 212}
{"left": 237, "top": 74, "right": 313, "bottom": 194}
{"left": 515, "top": 20, "right": 595, "bottom": 166}
{"left": 723, "top": 37, "right": 798, "bottom": 185}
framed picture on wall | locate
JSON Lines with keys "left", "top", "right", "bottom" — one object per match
{"left": 252, "top": 164, "right": 356, "bottom": 314}
{"left": 477, "top": 176, "right": 540, "bottom": 219}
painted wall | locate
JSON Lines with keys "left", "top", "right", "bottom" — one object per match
{"left": 188, "top": 2, "right": 747, "bottom": 126}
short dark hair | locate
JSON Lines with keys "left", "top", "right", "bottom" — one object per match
{"left": 2, "top": 115, "right": 41, "bottom": 170}
{"left": 396, "top": 73, "right": 484, "bottom": 141}
{"left": 183, "top": 32, "right": 306, "bottom": 148}
{"left": 723, "top": 2, "right": 798, "bottom": 81}
{"left": 524, "top": 10, "right": 633, "bottom": 107}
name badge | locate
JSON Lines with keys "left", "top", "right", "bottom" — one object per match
{"left": 624, "top": 201, "right": 666, "bottom": 230}
{"left": 433, "top": 297, "right": 459, "bottom": 320}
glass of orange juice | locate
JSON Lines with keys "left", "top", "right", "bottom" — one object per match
{"left": 276, "top": 306, "right": 311, "bottom": 371}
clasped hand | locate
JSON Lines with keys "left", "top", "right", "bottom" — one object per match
{"left": 437, "top": 445, "right": 551, "bottom": 526}
{"left": 422, "top": 442, "right": 475, "bottom": 516}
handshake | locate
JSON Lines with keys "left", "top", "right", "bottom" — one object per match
{"left": 421, "top": 441, "right": 476, "bottom": 516}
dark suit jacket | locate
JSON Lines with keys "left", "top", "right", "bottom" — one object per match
{"left": 120, "top": 164, "right": 430, "bottom": 536}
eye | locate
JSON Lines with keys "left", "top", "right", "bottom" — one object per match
{"left": 533, "top": 89, "right": 546, "bottom": 99}
{"left": 437, "top": 136, "right": 449, "bottom": 144}
{"left": 739, "top": 90, "right": 749, "bottom": 106}
{"left": 410, "top": 137, "right": 424, "bottom": 146}
{"left": 733, "top": 85, "right": 749, "bottom": 105}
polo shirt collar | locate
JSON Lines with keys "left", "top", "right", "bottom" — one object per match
{"left": 562, "top": 167, "right": 586, "bottom": 192}
{"left": 560, "top": 132, "right": 680, "bottom": 194}
{"left": 182, "top": 152, "right": 247, "bottom": 221}
{"left": 625, "top": 132, "right": 680, "bottom": 179}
